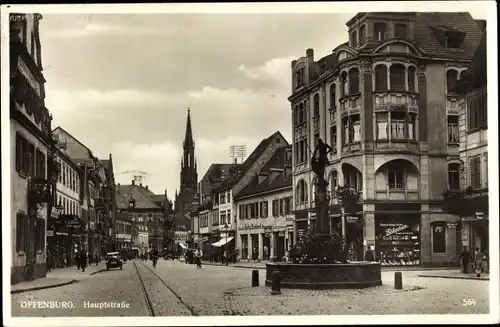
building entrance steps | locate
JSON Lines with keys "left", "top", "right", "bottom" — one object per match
{"left": 11, "top": 263, "right": 107, "bottom": 294}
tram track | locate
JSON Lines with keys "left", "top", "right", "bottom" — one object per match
{"left": 132, "top": 260, "right": 197, "bottom": 316}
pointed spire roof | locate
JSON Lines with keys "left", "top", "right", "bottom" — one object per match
{"left": 183, "top": 108, "right": 194, "bottom": 148}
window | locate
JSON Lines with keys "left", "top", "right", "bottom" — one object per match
{"left": 448, "top": 163, "right": 460, "bottom": 190}
{"left": 484, "top": 154, "right": 488, "bottom": 187}
{"left": 374, "top": 23, "right": 386, "bottom": 41}
{"left": 388, "top": 169, "right": 404, "bottom": 190}
{"left": 340, "top": 72, "right": 348, "bottom": 97}
{"left": 329, "top": 84, "right": 336, "bottom": 108}
{"left": 313, "top": 93, "right": 320, "bottom": 117}
{"left": 390, "top": 64, "right": 406, "bottom": 91}
{"left": 375, "top": 65, "right": 388, "bottom": 91}
{"left": 27, "top": 143, "right": 35, "bottom": 177}
{"left": 296, "top": 180, "right": 308, "bottom": 203}
{"left": 376, "top": 113, "right": 389, "bottom": 139}
{"left": 446, "top": 33, "right": 464, "bottom": 49}
{"left": 469, "top": 156, "right": 481, "bottom": 189}
{"left": 330, "top": 171, "right": 338, "bottom": 195}
{"left": 342, "top": 117, "right": 349, "bottom": 145}
{"left": 467, "top": 92, "right": 487, "bottom": 130}
{"left": 284, "top": 197, "right": 291, "bottom": 214}
{"left": 295, "top": 68, "right": 304, "bottom": 88}
{"left": 35, "top": 149, "right": 46, "bottom": 179}
{"left": 359, "top": 25, "right": 366, "bottom": 44}
{"left": 62, "top": 163, "right": 66, "bottom": 186}
{"left": 293, "top": 105, "right": 299, "bottom": 125}
{"left": 350, "top": 115, "right": 361, "bottom": 142}
{"left": 447, "top": 116, "right": 459, "bottom": 143}
{"left": 408, "top": 114, "right": 416, "bottom": 140}
{"left": 408, "top": 66, "right": 416, "bottom": 92}
{"left": 272, "top": 199, "right": 279, "bottom": 217}
{"left": 298, "top": 102, "right": 305, "bottom": 124}
{"left": 432, "top": 222, "right": 447, "bottom": 253}
{"left": 446, "top": 70, "right": 458, "bottom": 93}
{"left": 314, "top": 132, "right": 320, "bottom": 146}
{"left": 350, "top": 31, "right": 358, "bottom": 46}
{"left": 330, "top": 125, "right": 337, "bottom": 151}
{"left": 239, "top": 205, "right": 244, "bottom": 219}
{"left": 148, "top": 214, "right": 153, "bottom": 222}
{"left": 394, "top": 24, "right": 407, "bottom": 39}
{"left": 391, "top": 112, "right": 406, "bottom": 140}
{"left": 221, "top": 211, "right": 227, "bottom": 224}
{"left": 348, "top": 68, "right": 359, "bottom": 94}
{"left": 260, "top": 201, "right": 268, "bottom": 218}
{"left": 344, "top": 170, "right": 361, "bottom": 190}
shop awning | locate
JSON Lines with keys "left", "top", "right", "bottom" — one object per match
{"left": 211, "top": 236, "right": 234, "bottom": 247}
{"left": 179, "top": 243, "right": 187, "bottom": 249}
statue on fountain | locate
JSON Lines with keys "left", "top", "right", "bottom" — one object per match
{"left": 311, "top": 138, "right": 333, "bottom": 191}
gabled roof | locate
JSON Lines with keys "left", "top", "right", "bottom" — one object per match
{"left": 52, "top": 126, "right": 93, "bottom": 158}
{"left": 200, "top": 163, "right": 237, "bottom": 184}
{"left": 213, "top": 131, "right": 289, "bottom": 193}
{"left": 116, "top": 184, "right": 160, "bottom": 209}
{"left": 453, "top": 31, "right": 487, "bottom": 92}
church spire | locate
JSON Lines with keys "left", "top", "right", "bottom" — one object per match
{"left": 183, "top": 108, "right": 194, "bottom": 148}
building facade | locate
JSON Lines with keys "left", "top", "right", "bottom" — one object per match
{"left": 10, "top": 13, "right": 55, "bottom": 283}
{"left": 235, "top": 146, "right": 295, "bottom": 261}
{"left": 289, "top": 12, "right": 484, "bottom": 267}
{"left": 115, "top": 211, "right": 133, "bottom": 251}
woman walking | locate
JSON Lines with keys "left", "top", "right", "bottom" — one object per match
{"left": 195, "top": 249, "right": 203, "bottom": 269}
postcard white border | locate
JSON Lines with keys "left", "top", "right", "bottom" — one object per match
{"left": 1, "top": 1, "right": 498, "bottom": 326}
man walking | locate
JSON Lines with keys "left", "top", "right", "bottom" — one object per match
{"left": 75, "top": 251, "right": 81, "bottom": 270}
{"left": 459, "top": 246, "right": 471, "bottom": 274}
{"left": 474, "top": 247, "right": 483, "bottom": 277}
{"left": 80, "top": 250, "right": 87, "bottom": 272}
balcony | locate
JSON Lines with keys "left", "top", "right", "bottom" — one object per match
{"left": 374, "top": 92, "right": 418, "bottom": 114}
{"left": 339, "top": 93, "right": 361, "bottom": 117}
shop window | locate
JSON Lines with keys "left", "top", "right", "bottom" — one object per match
{"left": 469, "top": 156, "right": 481, "bottom": 189}
{"left": 313, "top": 93, "right": 320, "bottom": 117}
{"left": 446, "top": 69, "right": 458, "bottom": 93}
{"left": 348, "top": 68, "right": 359, "bottom": 94}
{"left": 376, "top": 220, "right": 420, "bottom": 265}
{"left": 329, "top": 83, "right": 336, "bottom": 108}
{"left": 359, "top": 25, "right": 366, "bottom": 44}
{"left": 394, "top": 24, "right": 407, "bottom": 39}
{"left": 374, "top": 22, "right": 387, "bottom": 41}
{"left": 448, "top": 163, "right": 460, "bottom": 190}
{"left": 391, "top": 112, "right": 406, "bottom": 140}
{"left": 340, "top": 71, "right": 348, "bottom": 97}
{"left": 388, "top": 169, "right": 404, "bottom": 190}
{"left": 330, "top": 125, "right": 337, "bottom": 151}
{"left": 390, "top": 64, "right": 406, "bottom": 91}
{"left": 375, "top": 65, "right": 388, "bottom": 91}
{"left": 407, "top": 66, "right": 416, "bottom": 92}
{"left": 467, "top": 92, "right": 487, "bottom": 130}
{"left": 376, "top": 112, "right": 389, "bottom": 139}
{"left": 432, "top": 221, "right": 447, "bottom": 253}
{"left": 447, "top": 115, "right": 459, "bottom": 143}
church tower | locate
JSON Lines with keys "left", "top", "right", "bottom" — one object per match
{"left": 176, "top": 109, "right": 198, "bottom": 214}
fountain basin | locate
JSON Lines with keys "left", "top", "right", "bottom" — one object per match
{"left": 265, "top": 262, "right": 382, "bottom": 289}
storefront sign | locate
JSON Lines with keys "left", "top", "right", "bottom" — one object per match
{"left": 382, "top": 223, "right": 410, "bottom": 237}
{"left": 376, "top": 221, "right": 420, "bottom": 266}
{"left": 346, "top": 216, "right": 358, "bottom": 223}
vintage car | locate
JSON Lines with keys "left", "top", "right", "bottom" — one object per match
{"left": 106, "top": 252, "right": 123, "bottom": 270}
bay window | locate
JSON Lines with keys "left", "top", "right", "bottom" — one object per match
{"left": 390, "top": 64, "right": 406, "bottom": 91}
{"left": 376, "top": 112, "right": 389, "bottom": 139}
{"left": 391, "top": 112, "right": 406, "bottom": 140}
{"left": 375, "top": 65, "right": 388, "bottom": 91}
{"left": 342, "top": 117, "right": 349, "bottom": 145}
{"left": 408, "top": 66, "right": 416, "bottom": 92}
{"left": 349, "top": 68, "right": 360, "bottom": 94}
{"left": 341, "top": 72, "right": 348, "bottom": 97}
{"left": 350, "top": 115, "right": 361, "bottom": 142}
{"left": 447, "top": 115, "right": 459, "bottom": 143}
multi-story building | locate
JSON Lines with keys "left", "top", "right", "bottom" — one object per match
{"left": 49, "top": 148, "right": 82, "bottom": 267}
{"left": 289, "top": 12, "right": 484, "bottom": 267}
{"left": 129, "top": 209, "right": 149, "bottom": 257}
{"left": 99, "top": 155, "right": 118, "bottom": 252}
{"left": 10, "top": 13, "right": 55, "bottom": 283}
{"left": 115, "top": 210, "right": 132, "bottom": 251}
{"left": 235, "top": 145, "right": 294, "bottom": 261}
{"left": 211, "top": 131, "right": 289, "bottom": 257}
{"left": 450, "top": 29, "right": 489, "bottom": 254}
{"left": 116, "top": 181, "right": 173, "bottom": 253}
{"left": 174, "top": 214, "right": 191, "bottom": 252}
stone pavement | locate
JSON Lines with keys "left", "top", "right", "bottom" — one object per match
{"left": 11, "top": 263, "right": 106, "bottom": 294}
{"left": 418, "top": 269, "right": 490, "bottom": 281}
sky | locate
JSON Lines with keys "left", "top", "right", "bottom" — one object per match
{"left": 38, "top": 7, "right": 489, "bottom": 200}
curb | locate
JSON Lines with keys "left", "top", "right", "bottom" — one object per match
{"left": 90, "top": 268, "right": 108, "bottom": 276}
{"left": 417, "top": 274, "right": 489, "bottom": 281}
{"left": 11, "top": 279, "right": 78, "bottom": 294}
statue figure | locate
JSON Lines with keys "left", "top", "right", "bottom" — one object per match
{"left": 311, "top": 138, "right": 333, "bottom": 190}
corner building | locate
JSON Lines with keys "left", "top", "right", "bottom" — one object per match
{"left": 289, "top": 12, "right": 484, "bottom": 267}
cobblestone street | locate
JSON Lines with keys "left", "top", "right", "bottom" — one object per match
{"left": 11, "top": 260, "right": 489, "bottom": 317}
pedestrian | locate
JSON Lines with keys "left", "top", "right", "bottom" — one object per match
{"left": 75, "top": 252, "right": 80, "bottom": 270}
{"left": 46, "top": 249, "right": 53, "bottom": 272}
{"left": 195, "top": 249, "right": 203, "bottom": 269}
{"left": 365, "top": 246, "right": 375, "bottom": 262}
{"left": 459, "top": 245, "right": 471, "bottom": 274}
{"left": 474, "top": 247, "right": 483, "bottom": 277}
{"left": 96, "top": 252, "right": 100, "bottom": 266}
{"left": 80, "top": 250, "right": 87, "bottom": 272}
{"left": 209, "top": 249, "right": 213, "bottom": 263}
{"left": 264, "top": 245, "right": 269, "bottom": 261}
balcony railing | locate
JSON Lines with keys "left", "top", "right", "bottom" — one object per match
{"left": 374, "top": 91, "right": 419, "bottom": 113}
{"left": 339, "top": 93, "right": 361, "bottom": 117}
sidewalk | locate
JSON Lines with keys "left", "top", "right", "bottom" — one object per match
{"left": 11, "top": 263, "right": 107, "bottom": 294}
{"left": 418, "top": 270, "right": 489, "bottom": 281}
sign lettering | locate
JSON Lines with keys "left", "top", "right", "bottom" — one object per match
{"left": 384, "top": 224, "right": 409, "bottom": 237}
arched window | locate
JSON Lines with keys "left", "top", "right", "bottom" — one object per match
{"left": 359, "top": 25, "right": 366, "bottom": 44}
{"left": 446, "top": 69, "right": 458, "bottom": 93}
{"left": 313, "top": 93, "right": 320, "bottom": 117}
{"left": 448, "top": 163, "right": 460, "bottom": 190}
{"left": 329, "top": 83, "right": 336, "bottom": 108}
{"left": 431, "top": 221, "right": 447, "bottom": 253}
{"left": 348, "top": 68, "right": 359, "bottom": 94}
{"left": 298, "top": 102, "right": 304, "bottom": 124}
{"left": 330, "top": 171, "right": 338, "bottom": 196}
{"left": 408, "top": 66, "right": 416, "bottom": 92}
{"left": 295, "top": 180, "right": 308, "bottom": 203}
{"left": 375, "top": 65, "right": 388, "bottom": 91}
{"left": 340, "top": 71, "right": 348, "bottom": 97}
{"left": 389, "top": 64, "right": 406, "bottom": 91}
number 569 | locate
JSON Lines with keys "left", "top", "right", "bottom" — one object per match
{"left": 463, "top": 299, "right": 476, "bottom": 306}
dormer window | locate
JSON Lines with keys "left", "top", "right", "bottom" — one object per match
{"left": 350, "top": 31, "right": 358, "bottom": 47}
{"left": 128, "top": 198, "right": 135, "bottom": 208}
{"left": 446, "top": 31, "right": 465, "bottom": 49}
{"left": 395, "top": 24, "right": 407, "bottom": 39}
{"left": 374, "top": 23, "right": 387, "bottom": 41}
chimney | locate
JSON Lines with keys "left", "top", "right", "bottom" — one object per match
{"left": 306, "top": 48, "right": 314, "bottom": 58}
{"left": 131, "top": 180, "right": 135, "bottom": 186}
